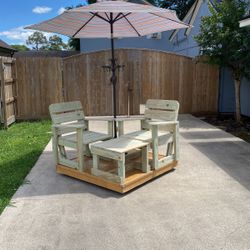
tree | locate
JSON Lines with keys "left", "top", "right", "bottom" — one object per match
{"left": 195, "top": 0, "right": 250, "bottom": 123}
{"left": 11, "top": 44, "right": 30, "bottom": 51}
{"left": 43, "top": 35, "right": 67, "bottom": 50}
{"left": 26, "top": 31, "right": 48, "bottom": 50}
{"left": 158, "top": 0, "right": 195, "bottom": 19}
{"left": 68, "top": 38, "right": 81, "bottom": 51}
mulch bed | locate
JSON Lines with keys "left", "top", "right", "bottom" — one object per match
{"left": 196, "top": 114, "right": 250, "bottom": 143}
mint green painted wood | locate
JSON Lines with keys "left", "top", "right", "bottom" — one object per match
{"left": 151, "top": 125, "right": 159, "bottom": 169}
{"left": 141, "top": 145, "right": 150, "bottom": 173}
{"left": 49, "top": 101, "right": 83, "bottom": 114}
{"left": 118, "top": 121, "right": 124, "bottom": 136}
{"left": 77, "top": 127, "right": 84, "bottom": 171}
{"left": 146, "top": 99, "right": 179, "bottom": 112}
{"left": 118, "top": 156, "right": 125, "bottom": 184}
{"left": 123, "top": 99, "right": 180, "bottom": 170}
{"left": 49, "top": 101, "right": 113, "bottom": 171}
{"left": 90, "top": 137, "right": 149, "bottom": 183}
{"left": 52, "top": 127, "right": 59, "bottom": 164}
{"left": 92, "top": 154, "right": 99, "bottom": 170}
{"left": 174, "top": 123, "right": 180, "bottom": 160}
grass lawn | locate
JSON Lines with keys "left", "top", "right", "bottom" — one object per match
{"left": 0, "top": 120, "right": 51, "bottom": 215}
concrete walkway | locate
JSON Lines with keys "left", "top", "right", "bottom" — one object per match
{"left": 0, "top": 115, "right": 250, "bottom": 250}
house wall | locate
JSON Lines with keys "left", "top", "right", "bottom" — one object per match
{"left": 169, "top": 0, "right": 211, "bottom": 57}
{"left": 219, "top": 67, "right": 250, "bottom": 117}
{"left": 80, "top": 32, "right": 173, "bottom": 52}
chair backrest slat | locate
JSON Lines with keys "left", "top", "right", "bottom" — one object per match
{"left": 49, "top": 101, "right": 85, "bottom": 125}
{"left": 145, "top": 99, "right": 179, "bottom": 122}
{"left": 52, "top": 110, "right": 85, "bottom": 124}
{"left": 146, "top": 99, "right": 179, "bottom": 111}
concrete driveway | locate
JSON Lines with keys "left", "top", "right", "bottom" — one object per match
{"left": 0, "top": 115, "right": 250, "bottom": 250}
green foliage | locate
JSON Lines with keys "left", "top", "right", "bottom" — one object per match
{"left": 158, "top": 0, "right": 196, "bottom": 19}
{"left": 0, "top": 120, "right": 51, "bottom": 214}
{"left": 27, "top": 32, "right": 67, "bottom": 51}
{"left": 26, "top": 31, "right": 48, "bottom": 50}
{"left": 11, "top": 44, "right": 30, "bottom": 51}
{"left": 195, "top": 0, "right": 250, "bottom": 122}
{"left": 42, "top": 35, "right": 67, "bottom": 50}
{"left": 68, "top": 38, "right": 81, "bottom": 51}
{"left": 195, "top": 0, "right": 250, "bottom": 80}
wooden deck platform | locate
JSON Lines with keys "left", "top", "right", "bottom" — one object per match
{"left": 56, "top": 154, "right": 177, "bottom": 193}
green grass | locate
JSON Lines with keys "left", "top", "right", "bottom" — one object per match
{"left": 0, "top": 120, "right": 51, "bottom": 214}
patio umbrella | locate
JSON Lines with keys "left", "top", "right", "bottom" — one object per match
{"left": 26, "top": 0, "right": 189, "bottom": 137}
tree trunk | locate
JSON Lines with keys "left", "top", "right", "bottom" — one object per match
{"left": 234, "top": 78, "right": 241, "bottom": 123}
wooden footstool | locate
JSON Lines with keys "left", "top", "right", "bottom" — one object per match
{"left": 90, "top": 137, "right": 150, "bottom": 184}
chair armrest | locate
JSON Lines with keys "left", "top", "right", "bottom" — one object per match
{"left": 85, "top": 116, "right": 114, "bottom": 121}
{"left": 52, "top": 124, "right": 85, "bottom": 129}
{"left": 147, "top": 121, "right": 179, "bottom": 126}
{"left": 115, "top": 115, "right": 145, "bottom": 121}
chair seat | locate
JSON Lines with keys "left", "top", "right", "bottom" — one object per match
{"left": 122, "top": 130, "right": 172, "bottom": 142}
{"left": 59, "top": 130, "right": 111, "bottom": 145}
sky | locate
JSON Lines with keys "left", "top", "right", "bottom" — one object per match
{"left": 0, "top": 0, "right": 88, "bottom": 46}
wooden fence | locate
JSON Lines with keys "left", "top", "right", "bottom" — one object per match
{"left": 16, "top": 57, "right": 63, "bottom": 119}
{"left": 15, "top": 49, "right": 219, "bottom": 119}
{"left": 0, "top": 57, "right": 17, "bottom": 127}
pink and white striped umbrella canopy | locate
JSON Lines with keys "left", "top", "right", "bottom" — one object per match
{"left": 26, "top": 0, "right": 189, "bottom": 38}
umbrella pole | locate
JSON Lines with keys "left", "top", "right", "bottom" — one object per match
{"left": 110, "top": 14, "right": 117, "bottom": 138}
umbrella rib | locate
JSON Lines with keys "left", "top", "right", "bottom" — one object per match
{"left": 150, "top": 12, "right": 187, "bottom": 26}
{"left": 92, "top": 12, "right": 110, "bottom": 23}
{"left": 72, "top": 13, "right": 98, "bottom": 37}
{"left": 115, "top": 13, "right": 131, "bottom": 22}
{"left": 121, "top": 14, "right": 141, "bottom": 37}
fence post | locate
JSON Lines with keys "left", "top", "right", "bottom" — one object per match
{"left": 61, "top": 59, "right": 65, "bottom": 102}
{"left": 0, "top": 58, "right": 7, "bottom": 128}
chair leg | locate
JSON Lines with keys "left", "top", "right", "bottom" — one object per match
{"left": 141, "top": 145, "right": 150, "bottom": 173}
{"left": 118, "top": 154, "right": 125, "bottom": 183}
{"left": 77, "top": 128, "right": 84, "bottom": 171}
{"left": 174, "top": 123, "right": 180, "bottom": 161}
{"left": 52, "top": 128, "right": 59, "bottom": 164}
{"left": 93, "top": 154, "right": 99, "bottom": 171}
{"left": 152, "top": 125, "right": 159, "bottom": 169}
{"left": 166, "top": 142, "right": 173, "bottom": 156}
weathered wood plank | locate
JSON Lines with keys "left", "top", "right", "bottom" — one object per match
{"left": 15, "top": 50, "right": 219, "bottom": 119}
{"left": 49, "top": 101, "right": 82, "bottom": 114}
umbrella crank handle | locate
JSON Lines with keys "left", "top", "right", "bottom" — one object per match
{"left": 110, "top": 75, "right": 117, "bottom": 83}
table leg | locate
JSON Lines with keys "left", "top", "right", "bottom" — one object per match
{"left": 118, "top": 154, "right": 125, "bottom": 183}
{"left": 141, "top": 145, "right": 150, "bottom": 173}
{"left": 93, "top": 154, "right": 99, "bottom": 170}
{"left": 118, "top": 121, "right": 124, "bottom": 136}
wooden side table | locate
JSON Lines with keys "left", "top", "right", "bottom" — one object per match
{"left": 90, "top": 137, "right": 150, "bottom": 183}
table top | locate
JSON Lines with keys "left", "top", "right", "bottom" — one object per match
{"left": 91, "top": 137, "right": 148, "bottom": 153}
{"left": 85, "top": 115, "right": 144, "bottom": 122}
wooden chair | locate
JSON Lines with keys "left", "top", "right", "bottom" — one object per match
{"left": 49, "top": 101, "right": 113, "bottom": 171}
{"left": 122, "top": 99, "right": 179, "bottom": 169}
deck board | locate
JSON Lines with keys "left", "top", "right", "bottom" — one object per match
{"left": 56, "top": 154, "right": 177, "bottom": 193}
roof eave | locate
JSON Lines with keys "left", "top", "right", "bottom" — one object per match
{"left": 239, "top": 17, "right": 250, "bottom": 27}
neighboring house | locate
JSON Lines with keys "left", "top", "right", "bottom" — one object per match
{"left": 240, "top": 14, "right": 250, "bottom": 27}
{"left": 0, "top": 39, "right": 16, "bottom": 57}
